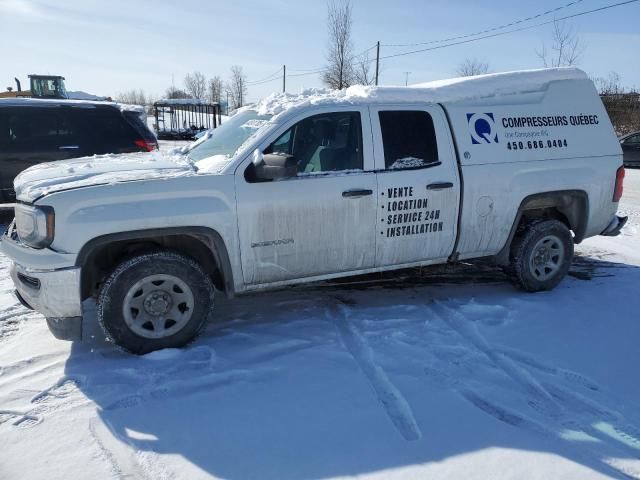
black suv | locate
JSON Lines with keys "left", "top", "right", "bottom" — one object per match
{"left": 0, "top": 99, "right": 158, "bottom": 203}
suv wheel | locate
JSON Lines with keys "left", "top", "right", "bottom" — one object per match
{"left": 509, "top": 219, "right": 574, "bottom": 292}
{"left": 97, "top": 251, "right": 215, "bottom": 354}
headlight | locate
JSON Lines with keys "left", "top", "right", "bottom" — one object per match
{"left": 14, "top": 204, "right": 55, "bottom": 249}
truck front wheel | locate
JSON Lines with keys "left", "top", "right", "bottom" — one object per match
{"left": 509, "top": 219, "right": 574, "bottom": 292}
{"left": 97, "top": 250, "right": 215, "bottom": 354}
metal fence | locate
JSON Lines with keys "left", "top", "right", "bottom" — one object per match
{"left": 153, "top": 101, "right": 222, "bottom": 140}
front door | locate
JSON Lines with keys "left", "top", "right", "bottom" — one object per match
{"left": 370, "top": 106, "right": 460, "bottom": 267}
{"left": 235, "top": 107, "right": 377, "bottom": 285}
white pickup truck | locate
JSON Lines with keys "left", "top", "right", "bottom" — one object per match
{"left": 1, "top": 68, "right": 627, "bottom": 354}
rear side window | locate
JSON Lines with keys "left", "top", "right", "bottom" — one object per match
{"left": 5, "top": 108, "right": 78, "bottom": 145}
{"left": 74, "top": 107, "right": 138, "bottom": 153}
{"left": 124, "top": 111, "right": 156, "bottom": 143}
{"left": 378, "top": 110, "right": 439, "bottom": 170}
{"left": 624, "top": 134, "right": 640, "bottom": 145}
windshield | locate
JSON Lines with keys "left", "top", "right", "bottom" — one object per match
{"left": 187, "top": 110, "right": 272, "bottom": 164}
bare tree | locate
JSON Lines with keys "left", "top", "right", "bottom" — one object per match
{"left": 323, "top": 0, "right": 355, "bottom": 89}
{"left": 456, "top": 58, "right": 489, "bottom": 77}
{"left": 226, "top": 65, "right": 247, "bottom": 110}
{"left": 593, "top": 72, "right": 640, "bottom": 135}
{"left": 164, "top": 86, "right": 191, "bottom": 99}
{"left": 115, "top": 89, "right": 147, "bottom": 105}
{"left": 208, "top": 75, "right": 223, "bottom": 104}
{"left": 537, "top": 20, "right": 585, "bottom": 68}
{"left": 594, "top": 71, "right": 623, "bottom": 95}
{"left": 353, "top": 50, "right": 375, "bottom": 85}
{"left": 184, "top": 71, "right": 207, "bottom": 99}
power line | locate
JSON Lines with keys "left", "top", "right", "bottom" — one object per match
{"left": 283, "top": 43, "right": 378, "bottom": 79}
{"left": 383, "top": 0, "right": 586, "bottom": 48}
{"left": 246, "top": 66, "right": 284, "bottom": 86}
{"left": 244, "top": 0, "right": 639, "bottom": 89}
{"left": 380, "top": 0, "right": 640, "bottom": 61}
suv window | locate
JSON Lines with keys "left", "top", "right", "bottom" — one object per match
{"left": 624, "top": 134, "right": 640, "bottom": 145}
{"left": 5, "top": 108, "right": 77, "bottom": 145}
{"left": 378, "top": 110, "right": 439, "bottom": 170}
{"left": 265, "top": 111, "right": 363, "bottom": 174}
{"left": 74, "top": 107, "right": 137, "bottom": 153}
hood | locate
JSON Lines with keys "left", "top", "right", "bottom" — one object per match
{"left": 15, "top": 152, "right": 196, "bottom": 203}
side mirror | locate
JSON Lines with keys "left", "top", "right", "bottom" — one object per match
{"left": 253, "top": 151, "right": 297, "bottom": 180}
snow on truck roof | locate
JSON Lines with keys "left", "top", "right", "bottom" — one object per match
{"left": 255, "top": 67, "right": 589, "bottom": 118}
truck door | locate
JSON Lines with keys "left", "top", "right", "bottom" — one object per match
{"left": 370, "top": 106, "right": 460, "bottom": 267}
{"left": 235, "top": 107, "right": 377, "bottom": 285}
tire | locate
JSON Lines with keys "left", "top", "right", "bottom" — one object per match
{"left": 509, "top": 219, "right": 574, "bottom": 292}
{"left": 97, "top": 250, "right": 215, "bottom": 354}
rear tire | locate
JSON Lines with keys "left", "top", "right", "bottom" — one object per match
{"left": 509, "top": 219, "right": 574, "bottom": 292}
{"left": 97, "top": 250, "right": 215, "bottom": 354}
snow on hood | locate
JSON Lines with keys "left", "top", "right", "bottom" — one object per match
{"left": 14, "top": 152, "right": 196, "bottom": 203}
{"left": 256, "top": 67, "right": 588, "bottom": 118}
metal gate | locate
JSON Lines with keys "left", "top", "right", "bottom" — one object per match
{"left": 153, "top": 100, "right": 222, "bottom": 140}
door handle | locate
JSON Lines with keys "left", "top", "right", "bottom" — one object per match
{"left": 58, "top": 145, "right": 80, "bottom": 150}
{"left": 427, "top": 182, "right": 454, "bottom": 191}
{"left": 342, "top": 189, "right": 373, "bottom": 198}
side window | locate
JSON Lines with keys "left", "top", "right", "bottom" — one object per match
{"left": 264, "top": 111, "right": 363, "bottom": 174}
{"left": 78, "top": 108, "right": 136, "bottom": 151}
{"left": 0, "top": 112, "right": 8, "bottom": 148}
{"left": 5, "top": 109, "right": 74, "bottom": 146}
{"left": 624, "top": 134, "right": 640, "bottom": 145}
{"left": 378, "top": 110, "right": 439, "bottom": 170}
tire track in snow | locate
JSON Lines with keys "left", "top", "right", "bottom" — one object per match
{"left": 89, "top": 419, "right": 153, "bottom": 480}
{"left": 431, "top": 301, "right": 560, "bottom": 416}
{"left": 0, "top": 409, "right": 41, "bottom": 427}
{"left": 427, "top": 300, "right": 640, "bottom": 477}
{"left": 496, "top": 345, "right": 601, "bottom": 391}
{"left": 329, "top": 299, "right": 422, "bottom": 441}
{"left": 459, "top": 390, "right": 640, "bottom": 479}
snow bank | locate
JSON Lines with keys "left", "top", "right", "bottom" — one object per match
{"left": 256, "top": 67, "right": 588, "bottom": 119}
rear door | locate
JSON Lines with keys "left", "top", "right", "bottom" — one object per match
{"left": 370, "top": 105, "right": 460, "bottom": 267}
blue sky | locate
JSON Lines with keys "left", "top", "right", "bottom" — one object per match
{"left": 1, "top": 0, "right": 638, "bottom": 102}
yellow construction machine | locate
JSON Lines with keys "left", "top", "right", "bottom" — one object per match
{"left": 0, "top": 75, "right": 68, "bottom": 99}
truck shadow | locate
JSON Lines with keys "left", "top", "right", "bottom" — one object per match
{"left": 64, "top": 254, "right": 640, "bottom": 479}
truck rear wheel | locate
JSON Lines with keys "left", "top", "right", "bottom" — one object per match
{"left": 509, "top": 219, "right": 574, "bottom": 292}
{"left": 97, "top": 250, "right": 215, "bottom": 354}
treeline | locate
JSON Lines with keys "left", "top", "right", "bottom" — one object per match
{"left": 595, "top": 73, "right": 640, "bottom": 135}
{"left": 115, "top": 65, "right": 247, "bottom": 113}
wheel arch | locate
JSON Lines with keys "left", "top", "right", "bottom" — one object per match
{"left": 495, "top": 190, "right": 589, "bottom": 266}
{"left": 76, "top": 227, "right": 235, "bottom": 300}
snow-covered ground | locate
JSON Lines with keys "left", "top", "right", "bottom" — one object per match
{"left": 1, "top": 171, "right": 639, "bottom": 480}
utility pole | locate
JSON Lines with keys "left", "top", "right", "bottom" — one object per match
{"left": 226, "top": 91, "right": 229, "bottom": 115}
{"left": 375, "top": 41, "right": 380, "bottom": 86}
{"left": 283, "top": 65, "right": 286, "bottom": 93}
{"left": 404, "top": 71, "right": 411, "bottom": 86}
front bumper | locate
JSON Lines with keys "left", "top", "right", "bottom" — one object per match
{"left": 601, "top": 215, "right": 628, "bottom": 237}
{"left": 10, "top": 261, "right": 82, "bottom": 318}
{"left": 1, "top": 225, "right": 83, "bottom": 340}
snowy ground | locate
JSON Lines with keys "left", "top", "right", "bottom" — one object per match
{"left": 0, "top": 172, "right": 639, "bottom": 480}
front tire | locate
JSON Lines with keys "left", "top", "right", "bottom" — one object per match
{"left": 97, "top": 250, "right": 215, "bottom": 354}
{"left": 509, "top": 219, "right": 574, "bottom": 292}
